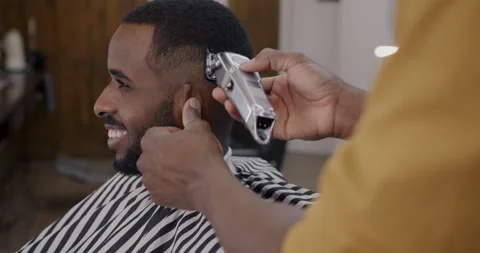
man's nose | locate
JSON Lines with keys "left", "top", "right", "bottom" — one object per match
{"left": 94, "top": 87, "right": 118, "bottom": 117}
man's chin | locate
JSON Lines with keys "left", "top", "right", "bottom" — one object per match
{"left": 113, "top": 151, "right": 125, "bottom": 161}
{"left": 112, "top": 148, "right": 142, "bottom": 176}
{"left": 113, "top": 159, "right": 142, "bottom": 176}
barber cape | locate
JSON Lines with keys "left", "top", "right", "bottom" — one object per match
{"left": 17, "top": 149, "right": 319, "bottom": 253}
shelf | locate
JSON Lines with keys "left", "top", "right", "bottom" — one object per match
{"left": 0, "top": 139, "right": 7, "bottom": 153}
{"left": 0, "top": 71, "right": 42, "bottom": 176}
{"left": 0, "top": 72, "right": 38, "bottom": 124}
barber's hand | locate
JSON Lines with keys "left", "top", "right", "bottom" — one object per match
{"left": 212, "top": 48, "right": 365, "bottom": 140}
{"left": 137, "top": 98, "right": 231, "bottom": 210}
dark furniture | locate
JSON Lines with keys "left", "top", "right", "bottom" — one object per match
{"left": 0, "top": 70, "right": 41, "bottom": 177}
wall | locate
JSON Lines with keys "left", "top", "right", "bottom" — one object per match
{"left": 279, "top": 0, "right": 396, "bottom": 155}
{"left": 1, "top": 0, "right": 147, "bottom": 158}
{"left": 213, "top": 0, "right": 229, "bottom": 6}
{"left": 338, "top": 0, "right": 396, "bottom": 90}
{"left": 3, "top": 0, "right": 395, "bottom": 157}
{"left": 229, "top": 0, "right": 279, "bottom": 57}
{"left": 334, "top": 0, "right": 396, "bottom": 153}
{"left": 279, "top": 0, "right": 340, "bottom": 155}
{"left": 3, "top": 0, "right": 281, "bottom": 158}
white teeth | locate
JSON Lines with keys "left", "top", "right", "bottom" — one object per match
{"left": 108, "top": 129, "right": 127, "bottom": 139}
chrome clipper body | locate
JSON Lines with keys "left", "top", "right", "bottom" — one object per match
{"left": 205, "top": 51, "right": 276, "bottom": 145}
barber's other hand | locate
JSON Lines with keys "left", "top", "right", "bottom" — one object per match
{"left": 212, "top": 48, "right": 365, "bottom": 140}
{"left": 137, "top": 98, "right": 230, "bottom": 210}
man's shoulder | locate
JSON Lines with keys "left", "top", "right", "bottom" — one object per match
{"left": 230, "top": 156, "right": 320, "bottom": 208}
{"left": 230, "top": 156, "right": 280, "bottom": 172}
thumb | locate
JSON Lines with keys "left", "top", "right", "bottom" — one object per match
{"left": 182, "top": 97, "right": 202, "bottom": 129}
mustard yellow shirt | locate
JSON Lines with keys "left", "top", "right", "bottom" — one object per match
{"left": 283, "top": 0, "right": 480, "bottom": 252}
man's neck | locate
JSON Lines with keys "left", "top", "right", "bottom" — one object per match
{"left": 210, "top": 124, "right": 232, "bottom": 156}
{"left": 207, "top": 110, "right": 234, "bottom": 156}
{"left": 216, "top": 134, "right": 231, "bottom": 156}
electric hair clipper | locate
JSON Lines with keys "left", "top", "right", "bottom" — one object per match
{"left": 205, "top": 50, "right": 276, "bottom": 145}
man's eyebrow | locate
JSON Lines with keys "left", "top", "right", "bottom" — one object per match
{"left": 109, "top": 69, "right": 132, "bottom": 81}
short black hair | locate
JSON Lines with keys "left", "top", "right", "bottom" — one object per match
{"left": 121, "top": 0, "right": 253, "bottom": 70}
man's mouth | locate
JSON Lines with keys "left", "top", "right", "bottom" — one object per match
{"left": 106, "top": 127, "right": 127, "bottom": 150}
{"left": 108, "top": 129, "right": 127, "bottom": 139}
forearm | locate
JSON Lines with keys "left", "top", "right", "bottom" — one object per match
{"left": 333, "top": 83, "right": 366, "bottom": 139}
{"left": 194, "top": 171, "right": 304, "bottom": 253}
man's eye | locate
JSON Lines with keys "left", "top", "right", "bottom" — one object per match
{"left": 116, "top": 79, "right": 130, "bottom": 89}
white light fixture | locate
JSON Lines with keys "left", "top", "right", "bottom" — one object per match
{"left": 372, "top": 0, "right": 399, "bottom": 59}
{"left": 374, "top": 45, "right": 398, "bottom": 58}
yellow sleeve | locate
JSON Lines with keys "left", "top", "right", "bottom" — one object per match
{"left": 283, "top": 0, "right": 480, "bottom": 252}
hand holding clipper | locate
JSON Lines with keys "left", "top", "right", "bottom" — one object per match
{"left": 205, "top": 50, "right": 276, "bottom": 145}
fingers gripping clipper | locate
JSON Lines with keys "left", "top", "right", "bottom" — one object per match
{"left": 205, "top": 50, "right": 276, "bottom": 145}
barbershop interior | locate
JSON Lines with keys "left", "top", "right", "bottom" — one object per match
{"left": 0, "top": 0, "right": 396, "bottom": 251}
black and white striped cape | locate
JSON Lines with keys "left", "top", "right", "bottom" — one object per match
{"left": 17, "top": 152, "right": 319, "bottom": 253}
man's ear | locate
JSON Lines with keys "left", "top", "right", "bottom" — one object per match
{"left": 174, "top": 84, "right": 203, "bottom": 128}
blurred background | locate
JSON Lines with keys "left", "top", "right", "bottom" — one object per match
{"left": 0, "top": 0, "right": 395, "bottom": 251}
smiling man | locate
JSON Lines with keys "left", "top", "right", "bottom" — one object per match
{"left": 16, "top": 1, "right": 318, "bottom": 252}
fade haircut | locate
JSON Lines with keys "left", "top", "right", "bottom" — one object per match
{"left": 121, "top": 0, "right": 254, "bottom": 74}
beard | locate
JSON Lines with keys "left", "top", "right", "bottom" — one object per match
{"left": 113, "top": 99, "right": 177, "bottom": 176}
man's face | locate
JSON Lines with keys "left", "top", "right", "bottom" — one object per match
{"left": 94, "top": 24, "right": 179, "bottom": 175}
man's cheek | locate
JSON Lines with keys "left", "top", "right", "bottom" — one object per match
{"left": 130, "top": 125, "right": 150, "bottom": 148}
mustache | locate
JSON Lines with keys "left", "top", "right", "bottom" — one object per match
{"left": 104, "top": 115, "right": 126, "bottom": 129}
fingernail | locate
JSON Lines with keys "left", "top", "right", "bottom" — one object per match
{"left": 190, "top": 98, "right": 201, "bottom": 111}
{"left": 241, "top": 59, "right": 254, "bottom": 66}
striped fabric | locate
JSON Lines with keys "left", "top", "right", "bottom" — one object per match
{"left": 17, "top": 153, "right": 319, "bottom": 253}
